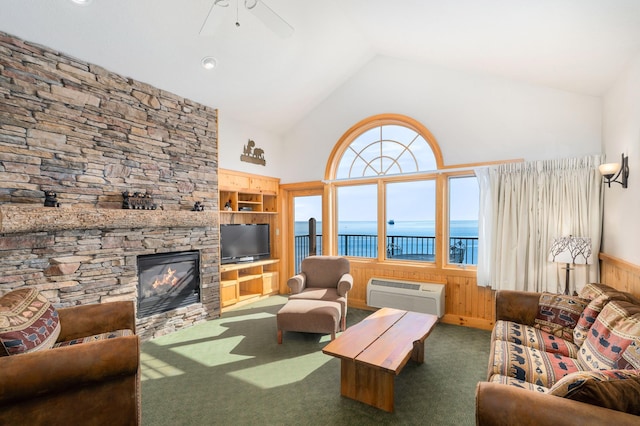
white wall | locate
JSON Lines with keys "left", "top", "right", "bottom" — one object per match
{"left": 217, "top": 113, "right": 284, "bottom": 179}
{"left": 602, "top": 52, "right": 640, "bottom": 265}
{"left": 279, "top": 55, "right": 602, "bottom": 183}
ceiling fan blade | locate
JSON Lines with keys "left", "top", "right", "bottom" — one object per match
{"left": 245, "top": 0, "right": 294, "bottom": 38}
{"left": 199, "top": 0, "right": 228, "bottom": 36}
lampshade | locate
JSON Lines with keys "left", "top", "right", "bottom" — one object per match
{"left": 598, "top": 162, "right": 621, "bottom": 177}
{"left": 548, "top": 236, "right": 593, "bottom": 265}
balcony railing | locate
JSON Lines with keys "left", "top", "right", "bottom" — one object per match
{"left": 294, "top": 234, "right": 478, "bottom": 273}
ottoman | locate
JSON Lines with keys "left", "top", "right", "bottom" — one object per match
{"left": 276, "top": 299, "right": 341, "bottom": 344}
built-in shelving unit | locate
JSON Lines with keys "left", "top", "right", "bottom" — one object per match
{"left": 218, "top": 169, "right": 281, "bottom": 310}
{"left": 219, "top": 259, "right": 280, "bottom": 308}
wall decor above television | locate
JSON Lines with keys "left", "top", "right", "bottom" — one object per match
{"left": 220, "top": 223, "right": 270, "bottom": 264}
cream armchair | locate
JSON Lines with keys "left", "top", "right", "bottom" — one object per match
{"left": 287, "top": 256, "right": 353, "bottom": 331}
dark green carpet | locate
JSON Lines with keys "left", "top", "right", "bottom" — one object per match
{"left": 141, "top": 296, "right": 490, "bottom": 425}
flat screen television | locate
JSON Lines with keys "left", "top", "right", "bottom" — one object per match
{"left": 220, "top": 223, "right": 270, "bottom": 264}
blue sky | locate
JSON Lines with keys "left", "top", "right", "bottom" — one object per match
{"left": 294, "top": 176, "right": 479, "bottom": 223}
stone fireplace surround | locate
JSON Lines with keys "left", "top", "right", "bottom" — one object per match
{"left": 0, "top": 206, "right": 220, "bottom": 341}
{"left": 0, "top": 31, "right": 220, "bottom": 341}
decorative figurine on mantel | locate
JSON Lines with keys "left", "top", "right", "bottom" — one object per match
{"left": 240, "top": 139, "right": 266, "bottom": 166}
{"left": 224, "top": 200, "right": 232, "bottom": 211}
{"left": 192, "top": 201, "right": 205, "bottom": 211}
{"left": 43, "top": 190, "right": 60, "bottom": 207}
{"left": 122, "top": 191, "right": 157, "bottom": 210}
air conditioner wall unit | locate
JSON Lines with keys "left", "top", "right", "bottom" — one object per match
{"left": 366, "top": 277, "right": 445, "bottom": 318}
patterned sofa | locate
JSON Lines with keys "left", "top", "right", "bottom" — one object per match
{"left": 0, "top": 288, "right": 140, "bottom": 425}
{"left": 476, "top": 283, "right": 640, "bottom": 425}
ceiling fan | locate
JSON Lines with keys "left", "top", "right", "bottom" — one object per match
{"left": 200, "top": 0, "right": 294, "bottom": 38}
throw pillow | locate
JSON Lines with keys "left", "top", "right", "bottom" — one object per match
{"left": 548, "top": 369, "right": 640, "bottom": 415}
{"left": 0, "top": 288, "right": 61, "bottom": 356}
{"left": 573, "top": 286, "right": 636, "bottom": 347}
{"left": 534, "top": 293, "right": 588, "bottom": 342}
{"left": 617, "top": 339, "right": 640, "bottom": 370}
{"left": 577, "top": 300, "right": 640, "bottom": 370}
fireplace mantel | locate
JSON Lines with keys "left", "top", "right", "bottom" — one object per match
{"left": 0, "top": 205, "right": 218, "bottom": 234}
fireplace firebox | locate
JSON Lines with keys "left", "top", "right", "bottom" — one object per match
{"left": 137, "top": 250, "right": 200, "bottom": 318}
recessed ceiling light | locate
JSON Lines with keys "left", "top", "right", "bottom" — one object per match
{"left": 71, "top": 0, "right": 93, "bottom": 5}
{"left": 201, "top": 57, "right": 218, "bottom": 70}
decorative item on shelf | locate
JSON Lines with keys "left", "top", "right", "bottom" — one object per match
{"left": 122, "top": 191, "right": 157, "bottom": 210}
{"left": 548, "top": 235, "right": 592, "bottom": 295}
{"left": 192, "top": 201, "right": 205, "bottom": 211}
{"left": 224, "top": 200, "right": 232, "bottom": 211}
{"left": 240, "top": 139, "right": 266, "bottom": 166}
{"left": 599, "top": 153, "right": 629, "bottom": 188}
{"left": 43, "top": 190, "right": 60, "bottom": 207}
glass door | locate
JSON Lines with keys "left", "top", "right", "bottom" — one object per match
{"left": 293, "top": 194, "right": 323, "bottom": 273}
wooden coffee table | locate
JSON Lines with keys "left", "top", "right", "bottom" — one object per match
{"left": 322, "top": 307, "right": 438, "bottom": 412}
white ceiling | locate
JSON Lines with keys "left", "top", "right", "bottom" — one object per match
{"left": 1, "top": 0, "right": 640, "bottom": 134}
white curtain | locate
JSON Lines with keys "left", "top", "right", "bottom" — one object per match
{"left": 476, "top": 155, "right": 603, "bottom": 293}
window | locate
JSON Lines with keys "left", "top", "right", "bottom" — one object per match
{"left": 336, "top": 184, "right": 377, "bottom": 258}
{"left": 448, "top": 176, "right": 479, "bottom": 265}
{"left": 336, "top": 125, "right": 437, "bottom": 178}
{"left": 327, "top": 113, "right": 478, "bottom": 266}
{"left": 386, "top": 180, "right": 436, "bottom": 261}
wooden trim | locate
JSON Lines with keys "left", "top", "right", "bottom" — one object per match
{"left": 218, "top": 168, "right": 279, "bottom": 181}
{"left": 439, "top": 158, "right": 524, "bottom": 170}
{"left": 323, "top": 113, "right": 444, "bottom": 180}
{"left": 599, "top": 252, "right": 640, "bottom": 298}
{"left": 599, "top": 252, "right": 640, "bottom": 275}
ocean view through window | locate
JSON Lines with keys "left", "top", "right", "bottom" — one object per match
{"left": 290, "top": 113, "right": 481, "bottom": 273}
{"left": 294, "top": 219, "right": 479, "bottom": 266}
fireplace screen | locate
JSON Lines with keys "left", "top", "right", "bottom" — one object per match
{"left": 137, "top": 250, "right": 200, "bottom": 318}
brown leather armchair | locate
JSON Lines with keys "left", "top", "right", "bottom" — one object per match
{"left": 287, "top": 256, "right": 353, "bottom": 331}
{"left": 0, "top": 301, "right": 141, "bottom": 425}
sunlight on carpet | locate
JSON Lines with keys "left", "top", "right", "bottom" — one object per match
{"left": 141, "top": 296, "right": 492, "bottom": 426}
{"left": 228, "top": 352, "right": 333, "bottom": 389}
{"left": 169, "top": 335, "right": 254, "bottom": 368}
{"left": 140, "top": 352, "right": 184, "bottom": 381}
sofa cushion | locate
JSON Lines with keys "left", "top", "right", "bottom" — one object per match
{"left": 489, "top": 374, "right": 548, "bottom": 393}
{"left": 574, "top": 284, "right": 637, "bottom": 347}
{"left": 53, "top": 329, "right": 133, "bottom": 347}
{"left": 0, "top": 288, "right": 61, "bottom": 356}
{"left": 548, "top": 369, "right": 640, "bottom": 415}
{"left": 493, "top": 320, "right": 580, "bottom": 358}
{"left": 578, "top": 300, "right": 640, "bottom": 371}
{"left": 491, "top": 341, "right": 583, "bottom": 388}
{"left": 534, "top": 293, "right": 588, "bottom": 342}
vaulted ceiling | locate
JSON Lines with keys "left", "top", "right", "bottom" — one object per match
{"left": 2, "top": 0, "right": 640, "bottom": 134}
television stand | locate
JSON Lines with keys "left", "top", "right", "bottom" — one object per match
{"left": 219, "top": 259, "right": 279, "bottom": 310}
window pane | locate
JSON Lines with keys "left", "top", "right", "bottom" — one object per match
{"left": 386, "top": 180, "right": 436, "bottom": 262}
{"left": 336, "top": 124, "right": 437, "bottom": 178}
{"left": 294, "top": 195, "right": 322, "bottom": 272}
{"left": 449, "top": 176, "right": 479, "bottom": 265}
{"left": 337, "top": 185, "right": 377, "bottom": 258}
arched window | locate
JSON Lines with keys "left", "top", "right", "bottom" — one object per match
{"left": 327, "top": 114, "right": 443, "bottom": 180}
{"left": 336, "top": 124, "right": 438, "bottom": 178}
{"left": 325, "top": 114, "right": 478, "bottom": 266}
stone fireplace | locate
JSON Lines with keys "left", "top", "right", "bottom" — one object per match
{"left": 0, "top": 31, "right": 220, "bottom": 341}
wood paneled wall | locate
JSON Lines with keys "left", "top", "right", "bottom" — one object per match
{"left": 347, "top": 259, "right": 496, "bottom": 330}
{"left": 599, "top": 253, "right": 640, "bottom": 298}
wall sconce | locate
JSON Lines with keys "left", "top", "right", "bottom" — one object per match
{"left": 548, "top": 236, "right": 592, "bottom": 295}
{"left": 599, "top": 153, "right": 629, "bottom": 188}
